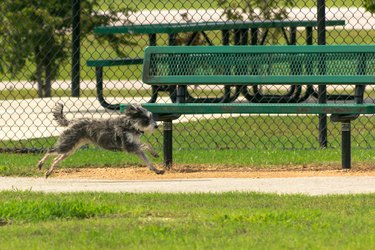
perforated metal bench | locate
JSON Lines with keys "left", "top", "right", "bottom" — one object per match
{"left": 119, "top": 45, "right": 375, "bottom": 170}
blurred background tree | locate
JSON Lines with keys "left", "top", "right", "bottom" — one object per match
{"left": 217, "top": 0, "right": 294, "bottom": 44}
{"left": 0, "top": 0, "right": 134, "bottom": 98}
{"left": 365, "top": 0, "right": 375, "bottom": 12}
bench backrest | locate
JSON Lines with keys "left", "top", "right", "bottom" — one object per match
{"left": 142, "top": 45, "right": 375, "bottom": 85}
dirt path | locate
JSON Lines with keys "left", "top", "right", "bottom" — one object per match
{"left": 53, "top": 164, "right": 375, "bottom": 180}
{"left": 1, "top": 164, "right": 374, "bottom": 195}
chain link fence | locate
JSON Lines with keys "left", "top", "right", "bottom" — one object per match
{"left": 1, "top": 0, "right": 375, "bottom": 153}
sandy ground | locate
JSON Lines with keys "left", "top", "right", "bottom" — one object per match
{"left": 2, "top": 164, "right": 374, "bottom": 195}
{"left": 53, "top": 164, "right": 375, "bottom": 180}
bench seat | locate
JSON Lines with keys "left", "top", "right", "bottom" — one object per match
{"left": 120, "top": 103, "right": 375, "bottom": 115}
{"left": 87, "top": 58, "right": 143, "bottom": 67}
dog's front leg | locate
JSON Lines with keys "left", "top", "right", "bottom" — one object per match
{"left": 120, "top": 134, "right": 164, "bottom": 174}
{"left": 134, "top": 150, "right": 164, "bottom": 175}
{"left": 140, "top": 143, "right": 159, "bottom": 158}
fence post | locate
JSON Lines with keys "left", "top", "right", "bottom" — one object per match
{"left": 317, "top": 0, "right": 327, "bottom": 148}
{"left": 72, "top": 0, "right": 81, "bottom": 97}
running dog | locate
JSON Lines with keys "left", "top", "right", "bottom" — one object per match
{"left": 37, "top": 103, "right": 163, "bottom": 178}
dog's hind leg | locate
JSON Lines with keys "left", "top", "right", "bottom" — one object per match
{"left": 37, "top": 150, "right": 57, "bottom": 170}
{"left": 45, "top": 153, "right": 68, "bottom": 178}
{"left": 37, "top": 154, "right": 50, "bottom": 170}
{"left": 134, "top": 150, "right": 164, "bottom": 175}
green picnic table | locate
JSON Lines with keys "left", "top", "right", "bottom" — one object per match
{"left": 94, "top": 20, "right": 345, "bottom": 45}
{"left": 89, "top": 19, "right": 346, "bottom": 107}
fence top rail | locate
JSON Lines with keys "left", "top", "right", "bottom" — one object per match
{"left": 94, "top": 20, "right": 345, "bottom": 35}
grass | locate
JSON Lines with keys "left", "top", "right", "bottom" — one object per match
{"left": 0, "top": 191, "right": 374, "bottom": 249}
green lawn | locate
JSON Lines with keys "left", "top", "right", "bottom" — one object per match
{"left": 0, "top": 191, "right": 374, "bottom": 249}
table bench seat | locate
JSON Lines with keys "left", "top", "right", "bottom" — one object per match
{"left": 87, "top": 58, "right": 143, "bottom": 67}
{"left": 120, "top": 103, "right": 375, "bottom": 115}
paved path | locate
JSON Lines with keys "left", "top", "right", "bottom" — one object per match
{"left": 125, "top": 7, "right": 374, "bottom": 30}
{"left": 1, "top": 176, "right": 374, "bottom": 195}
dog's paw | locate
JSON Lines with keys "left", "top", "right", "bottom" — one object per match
{"left": 37, "top": 162, "right": 43, "bottom": 170}
{"left": 44, "top": 170, "right": 53, "bottom": 179}
{"left": 151, "top": 152, "right": 160, "bottom": 158}
{"left": 155, "top": 169, "right": 165, "bottom": 175}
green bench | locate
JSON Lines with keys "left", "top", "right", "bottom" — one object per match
{"left": 118, "top": 45, "right": 375, "bottom": 170}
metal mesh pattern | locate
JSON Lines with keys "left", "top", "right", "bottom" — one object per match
{"left": 149, "top": 51, "right": 375, "bottom": 77}
{"left": 1, "top": 0, "right": 375, "bottom": 154}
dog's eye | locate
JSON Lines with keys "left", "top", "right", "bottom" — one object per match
{"left": 141, "top": 120, "right": 150, "bottom": 127}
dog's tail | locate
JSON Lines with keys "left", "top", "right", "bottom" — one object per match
{"left": 52, "top": 103, "right": 70, "bottom": 127}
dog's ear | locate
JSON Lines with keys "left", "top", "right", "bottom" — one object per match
{"left": 125, "top": 104, "right": 142, "bottom": 116}
{"left": 129, "top": 103, "right": 141, "bottom": 109}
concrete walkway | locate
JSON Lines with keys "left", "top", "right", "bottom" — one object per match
{"left": 125, "top": 7, "right": 375, "bottom": 30}
{"left": 1, "top": 176, "right": 374, "bottom": 195}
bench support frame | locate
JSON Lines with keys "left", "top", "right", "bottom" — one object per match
{"left": 160, "top": 119, "right": 354, "bottom": 170}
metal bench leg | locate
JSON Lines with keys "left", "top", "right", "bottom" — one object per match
{"left": 341, "top": 121, "right": 351, "bottom": 169}
{"left": 95, "top": 66, "right": 120, "bottom": 110}
{"left": 331, "top": 115, "right": 359, "bottom": 170}
{"left": 163, "top": 120, "right": 173, "bottom": 169}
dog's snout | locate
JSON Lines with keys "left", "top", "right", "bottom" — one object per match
{"left": 154, "top": 124, "right": 159, "bottom": 129}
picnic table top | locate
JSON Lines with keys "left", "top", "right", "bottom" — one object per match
{"left": 94, "top": 19, "right": 345, "bottom": 35}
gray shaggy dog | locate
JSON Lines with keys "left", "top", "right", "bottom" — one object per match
{"left": 37, "top": 103, "right": 164, "bottom": 178}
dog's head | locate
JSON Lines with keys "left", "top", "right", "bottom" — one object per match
{"left": 125, "top": 104, "right": 158, "bottom": 132}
